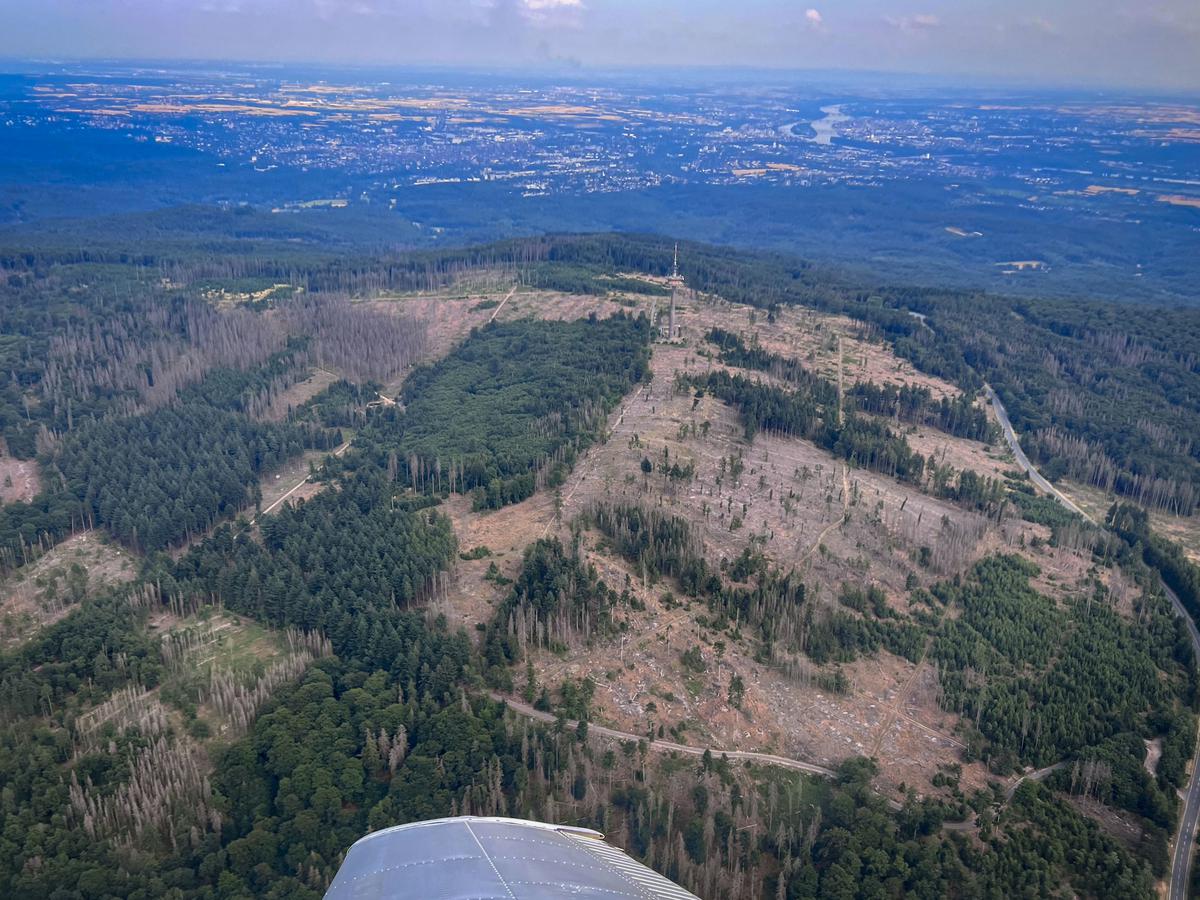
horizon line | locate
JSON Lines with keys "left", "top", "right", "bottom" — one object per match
{"left": 0, "top": 56, "right": 1196, "bottom": 99}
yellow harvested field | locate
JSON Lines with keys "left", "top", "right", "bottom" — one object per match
{"left": 501, "top": 105, "right": 624, "bottom": 121}
{"left": 281, "top": 84, "right": 370, "bottom": 95}
{"left": 1157, "top": 194, "right": 1200, "bottom": 209}
{"left": 1084, "top": 184, "right": 1139, "bottom": 196}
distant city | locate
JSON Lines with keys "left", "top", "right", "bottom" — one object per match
{"left": 2, "top": 64, "right": 1198, "bottom": 302}
{"left": 11, "top": 67, "right": 1199, "bottom": 208}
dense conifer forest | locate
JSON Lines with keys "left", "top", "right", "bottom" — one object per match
{"left": 342, "top": 315, "right": 650, "bottom": 508}
{"left": 57, "top": 405, "right": 314, "bottom": 552}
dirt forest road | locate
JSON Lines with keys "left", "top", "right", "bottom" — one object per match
{"left": 252, "top": 441, "right": 351, "bottom": 523}
{"left": 489, "top": 692, "right": 838, "bottom": 779}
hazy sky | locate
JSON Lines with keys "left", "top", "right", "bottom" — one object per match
{"left": 2, "top": 0, "right": 1198, "bottom": 91}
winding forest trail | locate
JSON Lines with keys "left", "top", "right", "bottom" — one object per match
{"left": 1004, "top": 762, "right": 1067, "bottom": 804}
{"left": 489, "top": 692, "right": 839, "bottom": 779}
{"left": 986, "top": 383, "right": 1200, "bottom": 900}
{"left": 798, "top": 463, "right": 849, "bottom": 565}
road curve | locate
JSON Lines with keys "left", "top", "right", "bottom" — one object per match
{"left": 1004, "top": 762, "right": 1067, "bottom": 804}
{"left": 489, "top": 692, "right": 837, "bottom": 779}
{"left": 986, "top": 383, "right": 1200, "bottom": 900}
{"left": 984, "top": 385, "right": 1093, "bottom": 524}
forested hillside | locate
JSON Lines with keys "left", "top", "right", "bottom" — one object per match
{"left": 0, "top": 538, "right": 1169, "bottom": 899}
{"left": 7, "top": 230, "right": 1197, "bottom": 517}
{"left": 343, "top": 314, "right": 650, "bottom": 509}
{"left": 521, "top": 233, "right": 1200, "bottom": 516}
{"left": 57, "top": 405, "right": 315, "bottom": 552}
{"left": 1, "top": 235, "right": 1199, "bottom": 899}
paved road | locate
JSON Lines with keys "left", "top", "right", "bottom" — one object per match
{"left": 1165, "top": 578, "right": 1200, "bottom": 900}
{"left": 986, "top": 383, "right": 1200, "bottom": 899}
{"left": 489, "top": 692, "right": 838, "bottom": 779}
{"left": 984, "top": 385, "right": 1093, "bottom": 524}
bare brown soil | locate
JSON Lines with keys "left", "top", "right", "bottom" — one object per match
{"left": 437, "top": 493, "right": 556, "bottom": 630}
{"left": 686, "top": 297, "right": 962, "bottom": 401}
{"left": 0, "top": 532, "right": 136, "bottom": 648}
{"left": 0, "top": 456, "right": 40, "bottom": 503}
{"left": 905, "top": 422, "right": 1012, "bottom": 482}
{"left": 554, "top": 336, "right": 993, "bottom": 600}
{"left": 424, "top": 281, "right": 1115, "bottom": 799}
{"left": 227, "top": 276, "right": 1104, "bottom": 800}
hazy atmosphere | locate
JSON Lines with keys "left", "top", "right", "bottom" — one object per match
{"left": 3, "top": 0, "right": 1199, "bottom": 90}
{"left": 3, "top": 2, "right": 1200, "bottom": 898}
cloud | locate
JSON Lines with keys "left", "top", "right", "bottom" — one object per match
{"left": 517, "top": 0, "right": 583, "bottom": 26}
{"left": 804, "top": 8, "right": 823, "bottom": 29}
{"left": 885, "top": 12, "right": 940, "bottom": 33}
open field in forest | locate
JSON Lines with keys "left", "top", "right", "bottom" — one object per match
{"left": 143, "top": 608, "right": 328, "bottom": 743}
{"left": 1061, "top": 478, "right": 1200, "bottom": 563}
{"left": 203, "top": 282, "right": 297, "bottom": 309}
{"left": 258, "top": 366, "right": 339, "bottom": 421}
{"left": 0, "top": 455, "right": 39, "bottom": 504}
{"left": 61, "top": 608, "right": 326, "bottom": 850}
{"left": 255, "top": 448, "right": 336, "bottom": 515}
{"left": 150, "top": 610, "right": 284, "bottom": 682}
{"left": 0, "top": 532, "right": 136, "bottom": 649}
